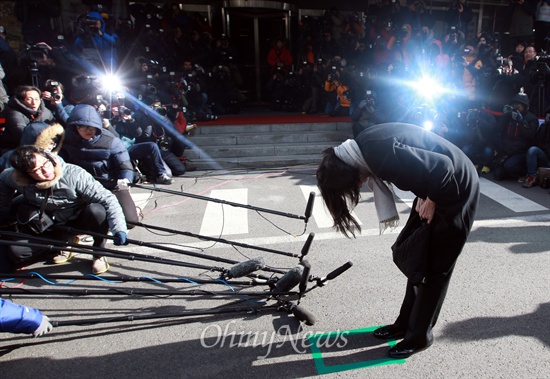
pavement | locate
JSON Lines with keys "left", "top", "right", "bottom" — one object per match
{"left": 0, "top": 165, "right": 549, "bottom": 378}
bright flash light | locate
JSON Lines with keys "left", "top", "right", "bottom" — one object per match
{"left": 423, "top": 121, "right": 433, "bottom": 130}
{"left": 100, "top": 73, "right": 122, "bottom": 93}
{"left": 410, "top": 76, "right": 445, "bottom": 101}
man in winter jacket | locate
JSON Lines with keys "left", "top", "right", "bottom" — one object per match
{"left": 74, "top": 11, "right": 118, "bottom": 72}
{"left": 0, "top": 85, "right": 54, "bottom": 154}
{"left": 493, "top": 91, "right": 539, "bottom": 181}
{"left": 61, "top": 104, "right": 139, "bottom": 228}
{"left": 0, "top": 145, "right": 128, "bottom": 274}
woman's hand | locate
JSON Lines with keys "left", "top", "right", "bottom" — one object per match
{"left": 415, "top": 197, "right": 436, "bottom": 224}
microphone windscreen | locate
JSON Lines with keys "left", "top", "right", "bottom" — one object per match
{"left": 227, "top": 257, "right": 265, "bottom": 278}
{"left": 291, "top": 304, "right": 316, "bottom": 326}
{"left": 274, "top": 265, "right": 304, "bottom": 293}
{"left": 301, "top": 232, "right": 315, "bottom": 257}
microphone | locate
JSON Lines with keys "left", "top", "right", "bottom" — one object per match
{"left": 300, "top": 232, "right": 315, "bottom": 259}
{"left": 226, "top": 257, "right": 265, "bottom": 279}
{"left": 299, "top": 260, "right": 311, "bottom": 294}
{"left": 326, "top": 261, "right": 353, "bottom": 280}
{"left": 318, "top": 261, "right": 353, "bottom": 285}
{"left": 304, "top": 192, "right": 315, "bottom": 224}
{"left": 273, "top": 264, "right": 304, "bottom": 293}
{"left": 290, "top": 303, "right": 316, "bottom": 326}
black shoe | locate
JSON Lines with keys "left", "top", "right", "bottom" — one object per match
{"left": 388, "top": 340, "right": 433, "bottom": 359}
{"left": 373, "top": 325, "right": 406, "bottom": 340}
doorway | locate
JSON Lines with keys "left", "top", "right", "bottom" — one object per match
{"left": 225, "top": 7, "right": 290, "bottom": 104}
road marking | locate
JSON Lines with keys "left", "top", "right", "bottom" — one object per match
{"left": 300, "top": 185, "right": 362, "bottom": 228}
{"left": 131, "top": 192, "right": 152, "bottom": 211}
{"left": 479, "top": 177, "right": 548, "bottom": 212}
{"left": 160, "top": 213, "right": 550, "bottom": 252}
{"left": 392, "top": 187, "right": 414, "bottom": 208}
{"left": 199, "top": 188, "right": 249, "bottom": 236}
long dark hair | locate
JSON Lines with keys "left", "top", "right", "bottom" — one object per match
{"left": 316, "top": 147, "right": 362, "bottom": 238}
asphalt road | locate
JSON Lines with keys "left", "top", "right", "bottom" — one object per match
{"left": 1, "top": 166, "right": 549, "bottom": 378}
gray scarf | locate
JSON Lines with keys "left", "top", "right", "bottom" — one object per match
{"left": 334, "top": 139, "right": 399, "bottom": 234}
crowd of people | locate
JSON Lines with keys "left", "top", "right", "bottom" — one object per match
{"left": 1, "top": 0, "right": 550, "bottom": 338}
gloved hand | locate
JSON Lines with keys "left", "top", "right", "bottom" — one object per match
{"left": 33, "top": 315, "right": 53, "bottom": 338}
{"left": 113, "top": 231, "right": 128, "bottom": 246}
{"left": 116, "top": 178, "right": 131, "bottom": 189}
{"left": 358, "top": 99, "right": 368, "bottom": 109}
{"left": 511, "top": 111, "right": 523, "bottom": 121}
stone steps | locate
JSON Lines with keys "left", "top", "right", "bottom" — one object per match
{"left": 186, "top": 120, "right": 353, "bottom": 171}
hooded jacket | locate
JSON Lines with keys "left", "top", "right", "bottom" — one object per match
{"left": 0, "top": 96, "right": 54, "bottom": 152}
{"left": 62, "top": 104, "right": 134, "bottom": 184}
{"left": 0, "top": 154, "right": 127, "bottom": 235}
{"left": 0, "top": 121, "right": 65, "bottom": 173}
{"left": 73, "top": 11, "right": 118, "bottom": 69}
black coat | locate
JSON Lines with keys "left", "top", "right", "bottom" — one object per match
{"left": 355, "top": 123, "right": 480, "bottom": 275}
{"left": 0, "top": 97, "right": 54, "bottom": 152}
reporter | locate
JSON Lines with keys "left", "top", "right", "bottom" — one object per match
{"left": 0, "top": 145, "right": 128, "bottom": 274}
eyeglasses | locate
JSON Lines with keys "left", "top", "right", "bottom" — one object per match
{"left": 28, "top": 159, "right": 53, "bottom": 175}
{"left": 76, "top": 125, "right": 96, "bottom": 132}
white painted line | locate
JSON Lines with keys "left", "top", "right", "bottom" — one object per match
{"left": 199, "top": 189, "right": 249, "bottom": 236}
{"left": 300, "top": 185, "right": 362, "bottom": 229}
{"left": 130, "top": 192, "right": 152, "bottom": 210}
{"left": 165, "top": 213, "right": 550, "bottom": 251}
{"left": 479, "top": 177, "right": 548, "bottom": 212}
{"left": 392, "top": 186, "right": 414, "bottom": 208}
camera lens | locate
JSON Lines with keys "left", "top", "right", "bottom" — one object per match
{"left": 53, "top": 93, "right": 61, "bottom": 101}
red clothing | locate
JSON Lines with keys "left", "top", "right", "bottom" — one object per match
{"left": 267, "top": 47, "right": 293, "bottom": 72}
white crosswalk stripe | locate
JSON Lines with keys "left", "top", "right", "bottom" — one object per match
{"left": 199, "top": 188, "right": 249, "bottom": 236}
{"left": 478, "top": 177, "right": 548, "bottom": 212}
{"left": 300, "top": 185, "right": 363, "bottom": 228}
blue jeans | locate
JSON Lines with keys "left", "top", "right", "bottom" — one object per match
{"left": 526, "top": 146, "right": 550, "bottom": 176}
{"left": 128, "top": 142, "right": 166, "bottom": 176}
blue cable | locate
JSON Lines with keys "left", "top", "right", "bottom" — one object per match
{"left": 138, "top": 276, "right": 164, "bottom": 284}
{"left": 85, "top": 274, "right": 122, "bottom": 283}
{"left": 28, "top": 271, "right": 75, "bottom": 285}
{"left": 215, "top": 278, "right": 264, "bottom": 304}
{"left": 177, "top": 277, "right": 200, "bottom": 285}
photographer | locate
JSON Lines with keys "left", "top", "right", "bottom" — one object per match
{"left": 180, "top": 59, "right": 215, "bottom": 121}
{"left": 446, "top": 0, "right": 473, "bottom": 37}
{"left": 521, "top": 112, "right": 550, "bottom": 187}
{"left": 0, "top": 85, "right": 54, "bottom": 154}
{"left": 350, "top": 89, "right": 386, "bottom": 137}
{"left": 301, "top": 61, "right": 325, "bottom": 114}
{"left": 74, "top": 11, "right": 118, "bottom": 72}
{"left": 108, "top": 101, "right": 175, "bottom": 184}
{"left": 208, "top": 64, "right": 242, "bottom": 115}
{"left": 493, "top": 91, "right": 539, "bottom": 181}
{"left": 42, "top": 79, "right": 74, "bottom": 126}
{"left": 460, "top": 109, "right": 497, "bottom": 174}
{"left": 323, "top": 61, "right": 352, "bottom": 116}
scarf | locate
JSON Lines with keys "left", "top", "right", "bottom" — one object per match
{"left": 334, "top": 139, "right": 399, "bottom": 234}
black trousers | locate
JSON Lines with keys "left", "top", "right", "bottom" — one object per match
{"left": 7, "top": 203, "right": 109, "bottom": 267}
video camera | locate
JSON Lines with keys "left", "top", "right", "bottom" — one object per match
{"left": 25, "top": 44, "right": 49, "bottom": 62}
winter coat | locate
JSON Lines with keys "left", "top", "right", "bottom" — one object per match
{"left": 62, "top": 104, "right": 134, "bottom": 184}
{"left": 0, "top": 154, "right": 127, "bottom": 235}
{"left": 74, "top": 11, "right": 118, "bottom": 69}
{"left": 0, "top": 121, "right": 64, "bottom": 173}
{"left": 355, "top": 123, "right": 480, "bottom": 275}
{"left": 0, "top": 97, "right": 54, "bottom": 152}
{"left": 496, "top": 110, "right": 539, "bottom": 156}
{"left": 0, "top": 299, "right": 42, "bottom": 334}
